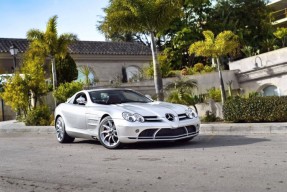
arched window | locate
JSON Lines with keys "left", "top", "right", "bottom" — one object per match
{"left": 262, "top": 85, "right": 280, "bottom": 96}
{"left": 126, "top": 66, "right": 142, "bottom": 82}
{"left": 76, "top": 66, "right": 95, "bottom": 85}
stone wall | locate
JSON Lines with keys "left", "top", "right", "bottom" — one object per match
{"left": 195, "top": 101, "right": 223, "bottom": 119}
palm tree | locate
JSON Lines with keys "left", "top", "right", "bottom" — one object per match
{"left": 27, "top": 15, "right": 78, "bottom": 90}
{"left": 189, "top": 30, "right": 239, "bottom": 104}
{"left": 78, "top": 66, "right": 94, "bottom": 87}
{"left": 165, "top": 79, "right": 199, "bottom": 112}
{"left": 165, "top": 79, "right": 197, "bottom": 92}
{"left": 100, "top": 0, "right": 182, "bottom": 101}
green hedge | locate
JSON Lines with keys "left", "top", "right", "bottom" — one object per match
{"left": 25, "top": 105, "right": 51, "bottom": 126}
{"left": 223, "top": 96, "right": 287, "bottom": 122}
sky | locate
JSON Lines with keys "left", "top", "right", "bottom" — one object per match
{"left": 0, "top": 0, "right": 109, "bottom": 41}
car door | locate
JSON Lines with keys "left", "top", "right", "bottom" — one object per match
{"left": 62, "top": 92, "right": 87, "bottom": 131}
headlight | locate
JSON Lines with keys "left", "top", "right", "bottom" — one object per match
{"left": 122, "top": 112, "right": 145, "bottom": 122}
{"left": 185, "top": 108, "right": 198, "bottom": 118}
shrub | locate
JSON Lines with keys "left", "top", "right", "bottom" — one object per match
{"left": 181, "top": 65, "right": 214, "bottom": 76}
{"left": 207, "top": 87, "right": 221, "bottom": 102}
{"left": 248, "top": 91, "right": 262, "bottom": 98}
{"left": 53, "top": 81, "right": 83, "bottom": 103}
{"left": 25, "top": 105, "right": 51, "bottom": 126}
{"left": 223, "top": 96, "right": 287, "bottom": 122}
{"left": 186, "top": 67, "right": 195, "bottom": 75}
{"left": 193, "top": 63, "right": 204, "bottom": 73}
{"left": 202, "top": 111, "right": 221, "bottom": 122}
{"left": 143, "top": 62, "right": 173, "bottom": 79}
{"left": 0, "top": 73, "right": 29, "bottom": 117}
{"left": 56, "top": 54, "right": 78, "bottom": 84}
{"left": 203, "top": 65, "right": 214, "bottom": 73}
{"left": 181, "top": 68, "right": 188, "bottom": 76}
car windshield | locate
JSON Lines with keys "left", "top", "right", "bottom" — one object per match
{"left": 89, "top": 90, "right": 152, "bottom": 104}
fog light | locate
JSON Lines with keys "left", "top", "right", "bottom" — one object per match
{"left": 135, "top": 129, "right": 139, "bottom": 133}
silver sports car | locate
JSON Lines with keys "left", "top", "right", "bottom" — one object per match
{"left": 54, "top": 88, "right": 200, "bottom": 149}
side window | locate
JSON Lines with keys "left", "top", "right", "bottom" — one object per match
{"left": 73, "top": 92, "right": 87, "bottom": 105}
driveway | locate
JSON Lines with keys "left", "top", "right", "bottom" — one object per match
{"left": 0, "top": 132, "right": 286, "bottom": 192}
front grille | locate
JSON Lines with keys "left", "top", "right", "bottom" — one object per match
{"left": 186, "top": 125, "right": 196, "bottom": 134}
{"left": 138, "top": 129, "right": 157, "bottom": 139}
{"left": 143, "top": 116, "right": 162, "bottom": 122}
{"left": 156, "top": 127, "right": 186, "bottom": 137}
{"left": 138, "top": 125, "right": 198, "bottom": 140}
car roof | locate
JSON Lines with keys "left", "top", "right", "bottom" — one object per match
{"left": 85, "top": 88, "right": 132, "bottom": 92}
{"left": 82, "top": 88, "right": 133, "bottom": 93}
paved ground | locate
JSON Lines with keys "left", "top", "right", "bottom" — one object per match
{"left": 0, "top": 132, "right": 286, "bottom": 192}
{"left": 1, "top": 120, "right": 287, "bottom": 134}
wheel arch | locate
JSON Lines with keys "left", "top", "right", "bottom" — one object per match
{"left": 54, "top": 114, "right": 62, "bottom": 126}
{"left": 100, "top": 114, "right": 111, "bottom": 122}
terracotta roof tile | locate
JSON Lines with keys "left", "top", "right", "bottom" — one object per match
{"left": 0, "top": 38, "right": 151, "bottom": 55}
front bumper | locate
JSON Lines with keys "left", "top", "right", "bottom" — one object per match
{"left": 115, "top": 118, "right": 200, "bottom": 143}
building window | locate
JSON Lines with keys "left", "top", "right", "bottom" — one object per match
{"left": 76, "top": 67, "right": 95, "bottom": 85}
{"left": 126, "top": 66, "right": 142, "bottom": 82}
{"left": 262, "top": 85, "right": 280, "bottom": 96}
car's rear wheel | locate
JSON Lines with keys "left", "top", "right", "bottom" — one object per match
{"left": 98, "top": 116, "right": 122, "bottom": 149}
{"left": 55, "top": 116, "right": 75, "bottom": 143}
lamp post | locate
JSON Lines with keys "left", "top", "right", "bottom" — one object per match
{"left": 9, "top": 44, "right": 19, "bottom": 72}
{"left": 9, "top": 44, "right": 19, "bottom": 119}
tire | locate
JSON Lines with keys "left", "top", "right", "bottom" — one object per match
{"left": 55, "top": 116, "right": 75, "bottom": 143}
{"left": 98, "top": 116, "right": 122, "bottom": 149}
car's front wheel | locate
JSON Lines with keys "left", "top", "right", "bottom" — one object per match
{"left": 98, "top": 116, "right": 122, "bottom": 149}
{"left": 55, "top": 116, "right": 75, "bottom": 143}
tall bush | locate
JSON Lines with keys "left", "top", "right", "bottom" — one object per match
{"left": 207, "top": 87, "right": 221, "bottom": 102}
{"left": 223, "top": 96, "right": 287, "bottom": 122}
{"left": 53, "top": 82, "right": 83, "bottom": 103}
{"left": 56, "top": 54, "right": 78, "bottom": 84}
{"left": 0, "top": 73, "right": 30, "bottom": 117}
{"left": 25, "top": 105, "right": 51, "bottom": 126}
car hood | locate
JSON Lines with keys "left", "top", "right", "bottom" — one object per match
{"left": 117, "top": 101, "right": 187, "bottom": 117}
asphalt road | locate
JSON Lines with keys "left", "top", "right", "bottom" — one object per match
{"left": 0, "top": 132, "right": 286, "bottom": 192}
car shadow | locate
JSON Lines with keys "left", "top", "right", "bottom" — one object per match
{"left": 122, "top": 135, "right": 270, "bottom": 150}
{"left": 72, "top": 134, "right": 270, "bottom": 150}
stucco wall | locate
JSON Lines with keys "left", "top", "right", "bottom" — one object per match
{"left": 229, "top": 47, "right": 287, "bottom": 72}
{"left": 229, "top": 47, "right": 287, "bottom": 96}
{"left": 238, "top": 74, "right": 287, "bottom": 96}
{"left": 76, "top": 61, "right": 149, "bottom": 82}
{"left": 184, "top": 71, "right": 239, "bottom": 94}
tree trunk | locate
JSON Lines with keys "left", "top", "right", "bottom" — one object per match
{"left": 216, "top": 57, "right": 226, "bottom": 104}
{"left": 51, "top": 56, "right": 57, "bottom": 90}
{"left": 51, "top": 56, "right": 57, "bottom": 107}
{"left": 150, "top": 32, "right": 164, "bottom": 101}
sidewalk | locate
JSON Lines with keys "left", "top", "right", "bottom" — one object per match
{"left": 0, "top": 120, "right": 286, "bottom": 134}
{"left": 0, "top": 120, "right": 54, "bottom": 133}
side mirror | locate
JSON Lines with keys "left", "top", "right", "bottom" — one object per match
{"left": 76, "top": 96, "right": 86, "bottom": 105}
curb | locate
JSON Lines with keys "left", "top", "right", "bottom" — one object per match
{"left": 200, "top": 123, "right": 287, "bottom": 134}
{"left": 0, "top": 121, "right": 287, "bottom": 134}
{"left": 0, "top": 127, "right": 55, "bottom": 133}
{"left": 0, "top": 120, "right": 55, "bottom": 133}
